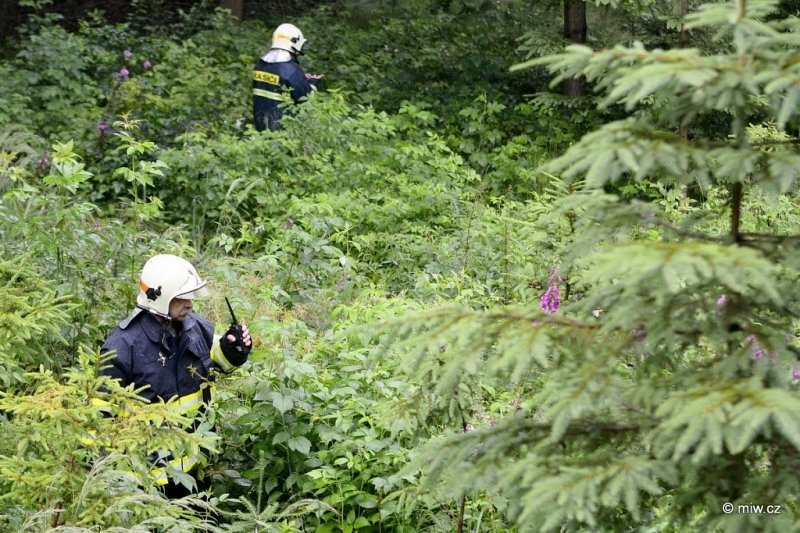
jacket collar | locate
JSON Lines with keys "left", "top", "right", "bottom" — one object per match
{"left": 137, "top": 311, "right": 200, "bottom": 343}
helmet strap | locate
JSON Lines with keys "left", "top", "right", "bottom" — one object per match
{"left": 136, "top": 304, "right": 171, "bottom": 321}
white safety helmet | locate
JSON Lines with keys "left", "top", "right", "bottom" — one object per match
{"left": 136, "top": 254, "right": 209, "bottom": 318}
{"left": 271, "top": 23, "right": 306, "bottom": 55}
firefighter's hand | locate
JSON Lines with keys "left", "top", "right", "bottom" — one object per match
{"left": 226, "top": 324, "right": 251, "bottom": 348}
{"left": 305, "top": 73, "right": 324, "bottom": 80}
{"left": 220, "top": 324, "right": 251, "bottom": 366}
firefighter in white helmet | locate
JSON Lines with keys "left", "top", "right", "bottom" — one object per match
{"left": 100, "top": 254, "right": 252, "bottom": 498}
{"left": 252, "top": 22, "right": 323, "bottom": 131}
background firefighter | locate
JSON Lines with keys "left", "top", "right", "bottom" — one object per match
{"left": 252, "top": 22, "right": 323, "bottom": 131}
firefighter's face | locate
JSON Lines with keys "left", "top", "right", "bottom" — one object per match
{"left": 168, "top": 297, "right": 193, "bottom": 321}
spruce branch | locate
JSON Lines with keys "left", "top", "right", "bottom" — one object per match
{"left": 645, "top": 216, "right": 726, "bottom": 243}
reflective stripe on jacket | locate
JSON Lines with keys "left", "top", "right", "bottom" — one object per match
{"left": 99, "top": 310, "right": 246, "bottom": 485}
{"left": 252, "top": 58, "right": 319, "bottom": 131}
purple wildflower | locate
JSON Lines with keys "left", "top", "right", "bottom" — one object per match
{"left": 540, "top": 284, "right": 560, "bottom": 314}
{"left": 143, "top": 59, "right": 152, "bottom": 70}
{"left": 123, "top": 49, "right": 133, "bottom": 60}
{"left": 716, "top": 294, "right": 727, "bottom": 307}
{"left": 511, "top": 398, "right": 522, "bottom": 413}
{"left": 746, "top": 335, "right": 765, "bottom": 361}
{"left": 540, "top": 267, "right": 561, "bottom": 314}
{"left": 792, "top": 367, "right": 800, "bottom": 381}
{"left": 96, "top": 121, "right": 109, "bottom": 134}
{"left": 118, "top": 67, "right": 130, "bottom": 81}
{"left": 36, "top": 149, "right": 50, "bottom": 173}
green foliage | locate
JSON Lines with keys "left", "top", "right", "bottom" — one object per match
{"left": 156, "top": 93, "right": 480, "bottom": 297}
{"left": 0, "top": 254, "right": 72, "bottom": 387}
{"left": 380, "top": 1, "right": 800, "bottom": 531}
{"left": 0, "top": 351, "right": 219, "bottom": 530}
{"left": 7, "top": 0, "right": 800, "bottom": 530}
{"left": 212, "top": 292, "right": 445, "bottom": 532}
{"left": 0, "top": 132, "right": 194, "bottom": 382}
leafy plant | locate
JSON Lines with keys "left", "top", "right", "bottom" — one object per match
{"left": 384, "top": 1, "right": 800, "bottom": 530}
{"left": 0, "top": 350, "right": 220, "bottom": 530}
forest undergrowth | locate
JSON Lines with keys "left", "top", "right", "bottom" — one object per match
{"left": 2, "top": 0, "right": 800, "bottom": 531}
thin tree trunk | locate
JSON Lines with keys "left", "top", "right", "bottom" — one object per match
{"left": 679, "top": 0, "right": 689, "bottom": 192}
{"left": 457, "top": 493, "right": 466, "bottom": 533}
{"left": 680, "top": 0, "right": 689, "bottom": 48}
{"left": 731, "top": 182, "right": 743, "bottom": 242}
{"left": 563, "top": 1, "right": 587, "bottom": 97}
{"left": 220, "top": 0, "right": 243, "bottom": 20}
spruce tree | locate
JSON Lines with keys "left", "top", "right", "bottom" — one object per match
{"left": 390, "top": 0, "right": 800, "bottom": 530}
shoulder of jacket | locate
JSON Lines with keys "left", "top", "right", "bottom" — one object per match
{"left": 118, "top": 307, "right": 145, "bottom": 330}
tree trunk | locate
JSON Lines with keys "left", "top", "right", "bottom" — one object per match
{"left": 679, "top": 0, "right": 689, "bottom": 140}
{"left": 680, "top": 0, "right": 689, "bottom": 49}
{"left": 220, "top": 0, "right": 243, "bottom": 20}
{"left": 563, "top": 0, "right": 587, "bottom": 97}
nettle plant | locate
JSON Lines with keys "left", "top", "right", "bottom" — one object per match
{"left": 385, "top": 1, "right": 800, "bottom": 531}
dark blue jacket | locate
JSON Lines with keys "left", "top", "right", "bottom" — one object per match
{"left": 99, "top": 309, "right": 246, "bottom": 487}
{"left": 101, "top": 310, "right": 217, "bottom": 404}
{"left": 252, "top": 58, "right": 319, "bottom": 131}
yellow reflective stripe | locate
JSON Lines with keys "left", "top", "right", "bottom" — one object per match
{"left": 253, "top": 88, "right": 284, "bottom": 101}
{"left": 80, "top": 431, "right": 98, "bottom": 447}
{"left": 90, "top": 396, "right": 116, "bottom": 417}
{"left": 91, "top": 397, "right": 111, "bottom": 407}
{"left": 210, "top": 335, "right": 234, "bottom": 373}
{"left": 168, "top": 390, "right": 204, "bottom": 414}
{"left": 80, "top": 430, "right": 112, "bottom": 447}
{"left": 90, "top": 396, "right": 136, "bottom": 415}
{"left": 151, "top": 453, "right": 202, "bottom": 486}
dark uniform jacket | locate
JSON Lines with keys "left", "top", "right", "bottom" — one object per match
{"left": 252, "top": 57, "right": 320, "bottom": 131}
{"left": 99, "top": 309, "right": 246, "bottom": 489}
{"left": 101, "top": 309, "right": 217, "bottom": 405}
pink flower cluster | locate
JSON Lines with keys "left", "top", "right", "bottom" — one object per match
{"left": 114, "top": 48, "right": 153, "bottom": 81}
{"left": 745, "top": 335, "right": 766, "bottom": 361}
{"left": 540, "top": 267, "right": 562, "bottom": 314}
